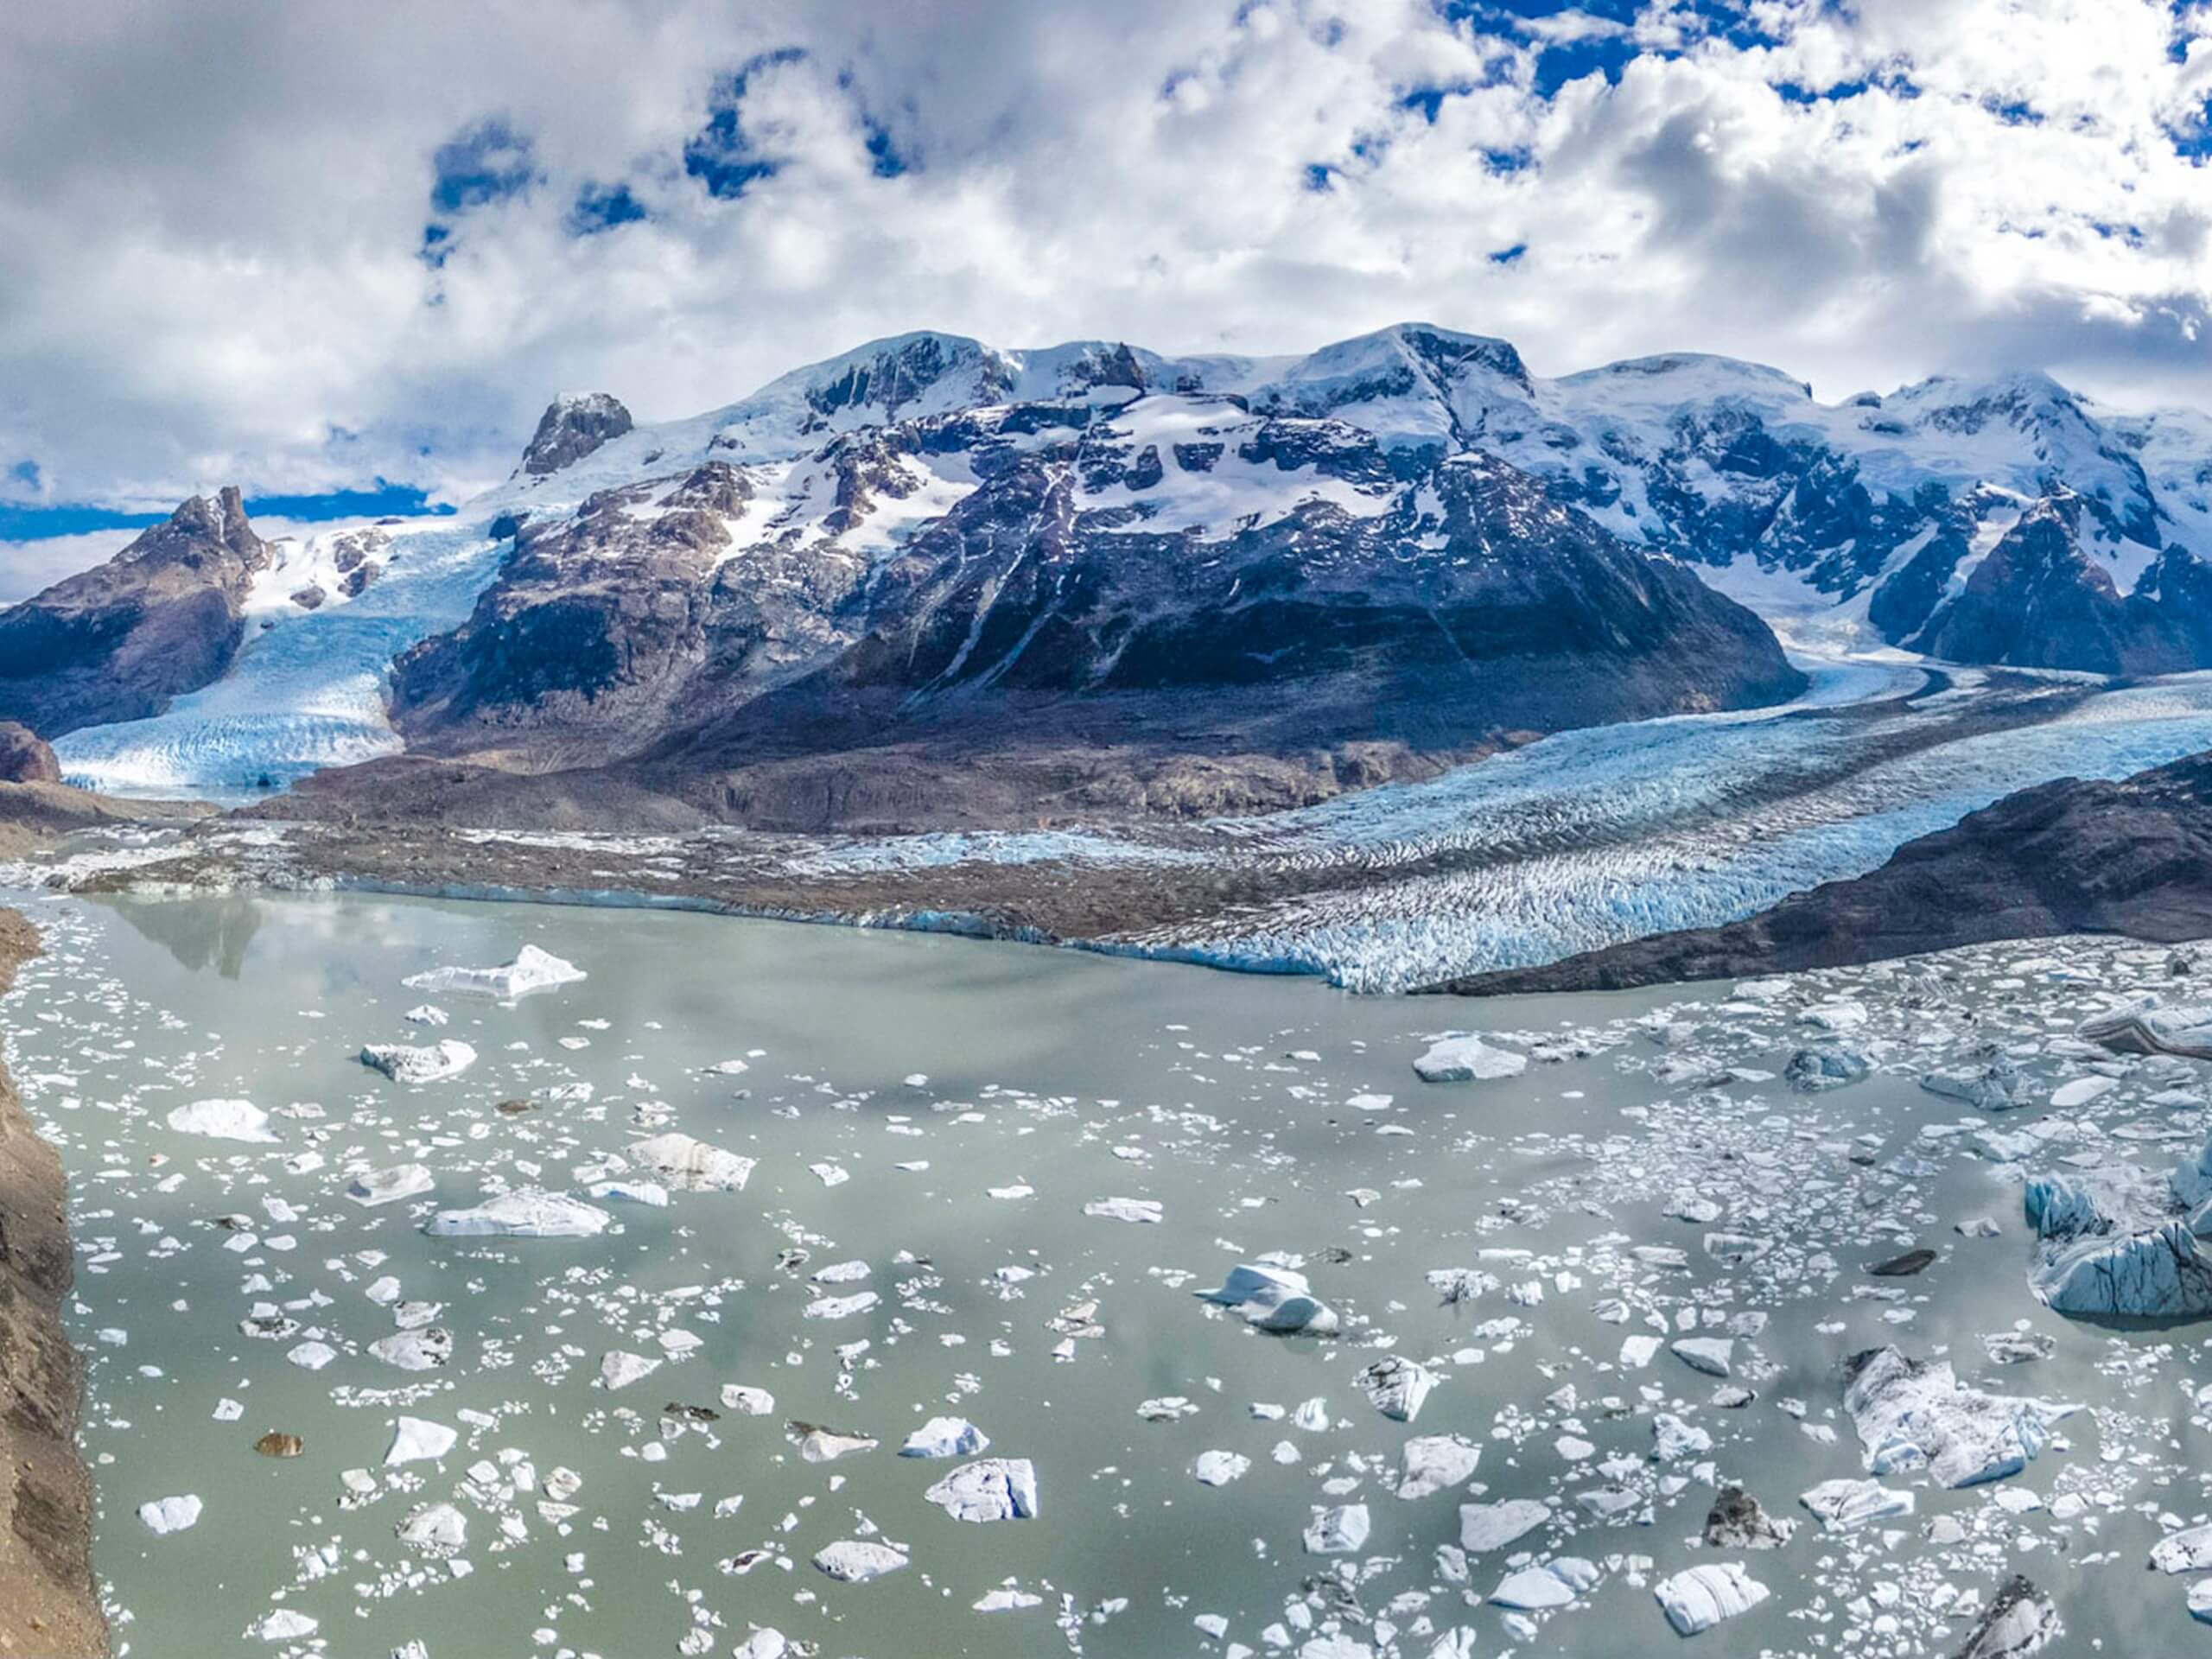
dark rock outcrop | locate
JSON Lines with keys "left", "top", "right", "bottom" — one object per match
{"left": 0, "top": 487, "right": 267, "bottom": 738}
{"left": 1430, "top": 750, "right": 2212, "bottom": 995}
{"left": 520, "top": 393, "right": 632, "bottom": 477}
{"left": 0, "top": 722, "right": 60, "bottom": 784}
{"left": 375, "top": 397, "right": 1803, "bottom": 828}
{"left": 0, "top": 910, "right": 106, "bottom": 1656}
{"left": 1906, "top": 493, "right": 2212, "bottom": 673}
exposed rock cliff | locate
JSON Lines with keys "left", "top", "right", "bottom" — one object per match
{"left": 0, "top": 909, "right": 105, "bottom": 1656}
{"left": 0, "top": 487, "right": 267, "bottom": 738}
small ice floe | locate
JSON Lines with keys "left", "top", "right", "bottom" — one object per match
{"left": 254, "top": 1611, "right": 317, "bottom": 1642}
{"left": 1798, "top": 1478, "right": 1913, "bottom": 1531}
{"left": 1954, "top": 1575, "right": 2060, "bottom": 1657}
{"left": 1356, "top": 1357, "right": 1434, "bottom": 1422}
{"left": 137, "top": 1494, "right": 201, "bottom": 1535}
{"left": 1843, "top": 1346, "right": 2076, "bottom": 1488}
{"left": 2025, "top": 1130, "right": 2212, "bottom": 1317}
{"left": 371, "top": 1328, "right": 453, "bottom": 1370}
{"left": 359, "top": 1039, "right": 477, "bottom": 1084}
{"left": 1395, "top": 1434, "right": 1480, "bottom": 1499}
{"left": 813, "top": 1540, "right": 909, "bottom": 1582}
{"left": 404, "top": 1004, "right": 447, "bottom": 1026}
{"left": 1784, "top": 1046, "right": 1869, "bottom": 1092}
{"left": 1459, "top": 1498, "right": 1549, "bottom": 1552}
{"left": 396, "top": 1502, "right": 468, "bottom": 1554}
{"left": 720, "top": 1384, "right": 775, "bottom": 1415}
{"left": 166, "top": 1099, "right": 277, "bottom": 1142}
{"left": 1084, "top": 1197, "right": 1161, "bottom": 1224}
{"left": 804, "top": 1291, "right": 880, "bottom": 1320}
{"left": 385, "top": 1416, "right": 458, "bottom": 1465}
{"left": 285, "top": 1340, "right": 337, "bottom": 1370}
{"left": 1920, "top": 1046, "right": 2019, "bottom": 1111}
{"left": 2152, "top": 1523, "right": 2212, "bottom": 1573}
{"left": 900, "top": 1417, "right": 988, "bottom": 1459}
{"left": 346, "top": 1164, "right": 435, "bottom": 1206}
{"left": 1192, "top": 1450, "right": 1250, "bottom": 1486}
{"left": 2079, "top": 997, "right": 2212, "bottom": 1060}
{"left": 423, "top": 1189, "right": 611, "bottom": 1237}
{"left": 1492, "top": 1557, "right": 1599, "bottom": 1611}
{"left": 925, "top": 1458, "right": 1039, "bottom": 1522}
{"left": 793, "top": 1423, "right": 878, "bottom": 1462}
{"left": 1302, "top": 1503, "right": 1370, "bottom": 1554}
{"left": 1654, "top": 1562, "right": 1770, "bottom": 1635}
{"left": 599, "top": 1351, "right": 662, "bottom": 1390}
{"left": 1413, "top": 1035, "right": 1527, "bottom": 1084}
{"left": 1195, "top": 1262, "right": 1338, "bottom": 1335}
{"left": 1670, "top": 1338, "right": 1734, "bottom": 1377}
{"left": 402, "top": 944, "right": 585, "bottom": 999}
{"left": 628, "top": 1132, "right": 754, "bottom": 1192}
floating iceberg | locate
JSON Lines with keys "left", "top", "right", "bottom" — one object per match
{"left": 167, "top": 1098, "right": 277, "bottom": 1142}
{"left": 360, "top": 1039, "right": 477, "bottom": 1084}
{"left": 1413, "top": 1035, "right": 1527, "bottom": 1084}
{"left": 423, "top": 1188, "right": 612, "bottom": 1238}
{"left": 1842, "top": 1346, "right": 2076, "bottom": 1488}
{"left": 2024, "top": 1131, "right": 2212, "bottom": 1318}
{"left": 1655, "top": 1563, "right": 1770, "bottom": 1636}
{"left": 402, "top": 944, "right": 586, "bottom": 1000}
{"left": 1195, "top": 1262, "right": 1339, "bottom": 1335}
{"left": 628, "top": 1132, "right": 754, "bottom": 1192}
{"left": 925, "top": 1458, "right": 1039, "bottom": 1522}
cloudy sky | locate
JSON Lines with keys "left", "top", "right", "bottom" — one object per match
{"left": 2, "top": 0, "right": 2209, "bottom": 592}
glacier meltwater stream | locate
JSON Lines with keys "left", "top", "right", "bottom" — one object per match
{"left": 11, "top": 889, "right": 2212, "bottom": 1656}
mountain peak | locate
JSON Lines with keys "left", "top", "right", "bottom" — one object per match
{"left": 521, "top": 392, "right": 633, "bottom": 476}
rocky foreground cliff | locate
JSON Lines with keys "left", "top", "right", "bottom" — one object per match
{"left": 0, "top": 908, "right": 105, "bottom": 1656}
{"left": 1432, "top": 750, "right": 2212, "bottom": 996}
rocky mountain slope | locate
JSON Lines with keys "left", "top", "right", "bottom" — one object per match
{"left": 0, "top": 909, "right": 105, "bottom": 1657}
{"left": 1430, "top": 749, "right": 2212, "bottom": 995}
{"left": 359, "top": 375, "right": 1802, "bottom": 825}
{"left": 0, "top": 488, "right": 269, "bottom": 738}
{"left": 26, "top": 322, "right": 2212, "bottom": 817}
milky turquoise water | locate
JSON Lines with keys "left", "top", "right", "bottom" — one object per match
{"left": 6, "top": 892, "right": 2210, "bottom": 1657}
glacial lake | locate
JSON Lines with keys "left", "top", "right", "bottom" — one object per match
{"left": 6, "top": 889, "right": 2212, "bottom": 1656}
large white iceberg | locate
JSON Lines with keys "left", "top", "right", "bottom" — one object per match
{"left": 1843, "top": 1346, "right": 2076, "bottom": 1488}
{"left": 167, "top": 1098, "right": 277, "bottom": 1142}
{"left": 1414, "top": 1035, "right": 1527, "bottom": 1084}
{"left": 1655, "top": 1563, "right": 1770, "bottom": 1636}
{"left": 360, "top": 1039, "right": 477, "bottom": 1084}
{"left": 1195, "top": 1262, "right": 1338, "bottom": 1335}
{"left": 628, "top": 1132, "right": 755, "bottom": 1192}
{"left": 2024, "top": 1131, "right": 2212, "bottom": 1318}
{"left": 402, "top": 944, "right": 586, "bottom": 999}
{"left": 925, "top": 1458, "right": 1039, "bottom": 1522}
{"left": 423, "top": 1188, "right": 612, "bottom": 1238}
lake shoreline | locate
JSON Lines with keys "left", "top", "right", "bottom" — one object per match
{"left": 0, "top": 907, "right": 106, "bottom": 1656}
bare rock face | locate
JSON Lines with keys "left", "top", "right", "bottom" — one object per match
{"left": 0, "top": 721, "right": 60, "bottom": 784}
{"left": 520, "top": 393, "right": 632, "bottom": 477}
{"left": 0, "top": 486, "right": 268, "bottom": 737}
{"left": 0, "top": 910, "right": 107, "bottom": 1656}
{"left": 385, "top": 396, "right": 1803, "bottom": 829}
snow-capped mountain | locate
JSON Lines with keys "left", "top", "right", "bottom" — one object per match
{"left": 13, "top": 321, "right": 2212, "bottom": 820}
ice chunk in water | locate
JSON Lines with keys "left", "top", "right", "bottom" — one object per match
{"left": 402, "top": 944, "right": 586, "bottom": 999}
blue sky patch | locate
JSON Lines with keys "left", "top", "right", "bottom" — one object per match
{"left": 570, "top": 181, "right": 647, "bottom": 235}
{"left": 429, "top": 118, "right": 537, "bottom": 215}
{"left": 686, "top": 48, "right": 807, "bottom": 199}
{"left": 0, "top": 482, "right": 454, "bottom": 543}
